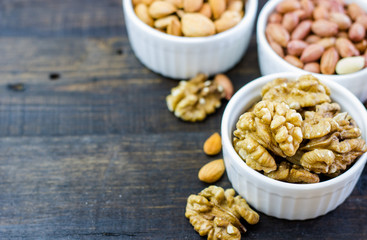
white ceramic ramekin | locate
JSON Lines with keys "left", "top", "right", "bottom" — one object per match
{"left": 221, "top": 72, "right": 367, "bottom": 220}
{"left": 257, "top": 0, "right": 367, "bottom": 102}
{"left": 123, "top": 0, "right": 258, "bottom": 79}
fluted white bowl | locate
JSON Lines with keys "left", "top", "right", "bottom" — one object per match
{"left": 123, "top": 0, "right": 258, "bottom": 79}
{"left": 221, "top": 72, "right": 367, "bottom": 220}
{"left": 257, "top": 0, "right": 367, "bottom": 102}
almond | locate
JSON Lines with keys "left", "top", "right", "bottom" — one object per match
{"left": 199, "top": 3, "right": 212, "bottom": 19}
{"left": 335, "top": 38, "right": 360, "bottom": 58}
{"left": 276, "top": 0, "right": 301, "bottom": 14}
{"left": 284, "top": 55, "right": 304, "bottom": 69}
{"left": 148, "top": 1, "right": 177, "bottom": 19}
{"left": 183, "top": 0, "right": 203, "bottom": 13}
{"left": 135, "top": 3, "right": 154, "bottom": 27}
{"left": 203, "top": 132, "right": 222, "bottom": 155}
{"left": 214, "top": 10, "right": 242, "bottom": 33}
{"left": 270, "top": 41, "right": 285, "bottom": 58}
{"left": 320, "top": 47, "right": 339, "bottom": 74}
{"left": 287, "top": 40, "right": 308, "bottom": 56}
{"left": 291, "top": 20, "right": 312, "bottom": 40}
{"left": 335, "top": 56, "right": 365, "bottom": 74}
{"left": 304, "top": 62, "right": 320, "bottom": 73}
{"left": 348, "top": 22, "right": 366, "bottom": 42}
{"left": 214, "top": 74, "right": 233, "bottom": 100}
{"left": 209, "top": 0, "right": 226, "bottom": 19}
{"left": 181, "top": 13, "right": 215, "bottom": 37}
{"left": 266, "top": 23, "right": 290, "bottom": 47}
{"left": 167, "top": 17, "right": 182, "bottom": 36}
{"left": 311, "top": 19, "right": 338, "bottom": 37}
{"left": 282, "top": 12, "right": 299, "bottom": 32}
{"left": 347, "top": 3, "right": 365, "bottom": 21}
{"left": 300, "top": 44, "right": 324, "bottom": 63}
{"left": 198, "top": 159, "right": 225, "bottom": 183}
{"left": 268, "top": 12, "right": 283, "bottom": 24}
{"left": 329, "top": 12, "right": 352, "bottom": 31}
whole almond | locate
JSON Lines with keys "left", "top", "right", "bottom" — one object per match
{"left": 320, "top": 47, "right": 339, "bottom": 74}
{"left": 198, "top": 159, "right": 225, "bottom": 183}
{"left": 215, "top": 10, "right": 242, "bottom": 33}
{"left": 317, "top": 37, "right": 336, "bottom": 49}
{"left": 167, "top": 17, "right": 182, "bottom": 36}
{"left": 148, "top": 1, "right": 177, "bottom": 19}
{"left": 268, "top": 12, "right": 283, "bottom": 23}
{"left": 300, "top": 0, "right": 314, "bottom": 18}
{"left": 154, "top": 15, "right": 179, "bottom": 29}
{"left": 313, "top": 6, "right": 329, "bottom": 20}
{"left": 329, "top": 12, "right": 352, "bottom": 30}
{"left": 270, "top": 40, "right": 285, "bottom": 58}
{"left": 276, "top": 0, "right": 301, "bottom": 14}
{"left": 214, "top": 74, "right": 233, "bottom": 100}
{"left": 356, "top": 15, "right": 367, "bottom": 29}
{"left": 347, "top": 3, "right": 365, "bottom": 21}
{"left": 135, "top": 4, "right": 154, "bottom": 27}
{"left": 282, "top": 12, "right": 299, "bottom": 32}
{"left": 287, "top": 40, "right": 308, "bottom": 56}
{"left": 183, "top": 0, "right": 203, "bottom": 13}
{"left": 336, "top": 38, "right": 360, "bottom": 58}
{"left": 336, "top": 56, "right": 365, "bottom": 74}
{"left": 304, "top": 62, "right": 320, "bottom": 73}
{"left": 305, "top": 35, "right": 321, "bottom": 44}
{"left": 348, "top": 22, "right": 366, "bottom": 42}
{"left": 199, "top": 3, "right": 212, "bottom": 19}
{"left": 203, "top": 132, "right": 222, "bottom": 155}
{"left": 266, "top": 23, "right": 290, "bottom": 47}
{"left": 355, "top": 39, "right": 367, "bottom": 53}
{"left": 284, "top": 55, "right": 304, "bottom": 68}
{"left": 311, "top": 19, "right": 338, "bottom": 37}
{"left": 209, "top": 0, "right": 227, "bottom": 19}
{"left": 181, "top": 13, "right": 215, "bottom": 37}
{"left": 291, "top": 20, "right": 312, "bottom": 40}
{"left": 300, "top": 44, "right": 325, "bottom": 63}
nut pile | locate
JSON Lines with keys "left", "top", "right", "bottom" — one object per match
{"left": 233, "top": 75, "right": 367, "bottom": 183}
{"left": 185, "top": 185, "right": 259, "bottom": 240}
{"left": 266, "top": 0, "right": 367, "bottom": 74}
{"left": 133, "top": 0, "right": 246, "bottom": 37}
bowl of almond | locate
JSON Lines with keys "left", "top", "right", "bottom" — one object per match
{"left": 122, "top": 0, "right": 258, "bottom": 79}
{"left": 221, "top": 72, "right": 367, "bottom": 220}
{"left": 257, "top": 0, "right": 367, "bottom": 102}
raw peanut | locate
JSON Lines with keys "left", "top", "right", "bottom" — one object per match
{"left": 167, "top": 17, "right": 182, "bottom": 36}
{"left": 214, "top": 10, "right": 242, "bottom": 33}
{"left": 268, "top": 12, "right": 283, "bottom": 24}
{"left": 300, "top": 0, "right": 314, "bottom": 18}
{"left": 282, "top": 12, "right": 299, "bottom": 33}
{"left": 335, "top": 56, "right": 365, "bottom": 74}
{"left": 305, "top": 35, "right": 321, "bottom": 44}
{"left": 227, "top": 0, "right": 243, "bottom": 13}
{"left": 154, "top": 15, "right": 179, "bottom": 29}
{"left": 320, "top": 47, "right": 339, "bottom": 74}
{"left": 142, "top": 0, "right": 154, "bottom": 5}
{"left": 311, "top": 19, "right": 338, "bottom": 37}
{"left": 135, "top": 3, "right": 154, "bottom": 27}
{"left": 183, "top": 0, "right": 203, "bottom": 13}
{"left": 165, "top": 0, "right": 183, "bottom": 8}
{"left": 214, "top": 74, "right": 233, "bottom": 100}
{"left": 336, "top": 38, "right": 360, "bottom": 57}
{"left": 329, "top": 12, "right": 352, "bottom": 30}
{"left": 291, "top": 20, "right": 312, "bottom": 40}
{"left": 199, "top": 3, "right": 212, "bottom": 19}
{"left": 348, "top": 22, "right": 366, "bottom": 42}
{"left": 266, "top": 23, "right": 290, "bottom": 47}
{"left": 270, "top": 41, "right": 285, "bottom": 58}
{"left": 317, "top": 37, "right": 336, "bottom": 49}
{"left": 313, "top": 6, "right": 329, "bottom": 20}
{"left": 276, "top": 0, "right": 301, "bottom": 14}
{"left": 284, "top": 55, "right": 304, "bottom": 68}
{"left": 355, "top": 40, "right": 367, "bottom": 54}
{"left": 347, "top": 3, "right": 365, "bottom": 21}
{"left": 337, "top": 31, "right": 348, "bottom": 38}
{"left": 364, "top": 50, "right": 367, "bottom": 67}
{"left": 203, "top": 132, "right": 222, "bottom": 155}
{"left": 293, "top": 9, "right": 307, "bottom": 20}
{"left": 318, "top": 0, "right": 332, "bottom": 9}
{"left": 198, "top": 159, "right": 225, "bottom": 183}
{"left": 148, "top": 1, "right": 177, "bottom": 19}
{"left": 300, "top": 44, "right": 324, "bottom": 63}
{"left": 356, "top": 15, "right": 367, "bottom": 29}
{"left": 330, "top": 0, "right": 344, "bottom": 13}
{"left": 209, "top": 0, "right": 226, "bottom": 19}
{"left": 304, "top": 62, "right": 320, "bottom": 73}
{"left": 132, "top": 0, "right": 143, "bottom": 6}
{"left": 181, "top": 13, "right": 215, "bottom": 37}
{"left": 287, "top": 40, "right": 308, "bottom": 56}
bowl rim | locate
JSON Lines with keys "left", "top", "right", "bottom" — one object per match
{"left": 256, "top": 0, "right": 367, "bottom": 79}
{"left": 221, "top": 72, "right": 367, "bottom": 191}
{"left": 123, "top": 0, "right": 258, "bottom": 44}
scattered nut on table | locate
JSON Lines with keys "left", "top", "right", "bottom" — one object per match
{"left": 266, "top": 0, "right": 367, "bottom": 75}
{"left": 166, "top": 73, "right": 233, "bottom": 122}
{"left": 233, "top": 74, "right": 367, "bottom": 183}
{"left": 198, "top": 159, "right": 225, "bottom": 183}
{"left": 203, "top": 132, "right": 222, "bottom": 155}
{"left": 185, "top": 185, "right": 259, "bottom": 240}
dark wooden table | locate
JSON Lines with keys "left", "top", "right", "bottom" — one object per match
{"left": 0, "top": 0, "right": 366, "bottom": 239}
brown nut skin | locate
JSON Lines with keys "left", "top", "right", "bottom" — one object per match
{"left": 311, "top": 19, "right": 338, "bottom": 38}
{"left": 203, "top": 132, "right": 222, "bottom": 155}
{"left": 303, "top": 62, "right": 320, "bottom": 73}
{"left": 282, "top": 12, "right": 299, "bottom": 33}
{"left": 284, "top": 55, "right": 304, "bottom": 69}
{"left": 268, "top": 12, "right": 283, "bottom": 23}
{"left": 313, "top": 5, "right": 329, "bottom": 20}
{"left": 349, "top": 22, "right": 366, "bottom": 43}
{"left": 356, "top": 15, "right": 367, "bottom": 29}
{"left": 329, "top": 12, "right": 352, "bottom": 31}
{"left": 270, "top": 41, "right": 285, "bottom": 58}
{"left": 320, "top": 47, "right": 339, "bottom": 75}
{"left": 335, "top": 38, "right": 360, "bottom": 58}
{"left": 214, "top": 74, "right": 233, "bottom": 100}
{"left": 266, "top": 23, "right": 290, "bottom": 47}
{"left": 287, "top": 40, "right": 308, "bottom": 56}
{"left": 347, "top": 3, "right": 365, "bottom": 21}
{"left": 300, "top": 0, "right": 314, "bottom": 18}
{"left": 198, "top": 159, "right": 225, "bottom": 183}
{"left": 300, "top": 44, "right": 324, "bottom": 63}
{"left": 291, "top": 20, "right": 312, "bottom": 40}
{"left": 276, "top": 0, "right": 301, "bottom": 14}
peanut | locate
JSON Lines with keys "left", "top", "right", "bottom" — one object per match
{"left": 266, "top": 23, "right": 290, "bottom": 47}
{"left": 148, "top": 1, "right": 177, "bottom": 19}
{"left": 167, "top": 17, "right": 182, "bottom": 36}
{"left": 335, "top": 56, "right": 365, "bottom": 74}
{"left": 300, "top": 44, "right": 324, "bottom": 63}
{"left": 329, "top": 12, "right": 352, "bottom": 31}
{"left": 209, "top": 0, "right": 227, "bottom": 19}
{"left": 276, "top": 0, "right": 301, "bottom": 14}
{"left": 181, "top": 13, "right": 215, "bottom": 37}
{"left": 270, "top": 41, "right": 285, "bottom": 58}
{"left": 199, "top": 3, "right": 212, "bottom": 19}
{"left": 135, "top": 3, "right": 154, "bottom": 27}
{"left": 287, "top": 40, "right": 308, "bottom": 56}
{"left": 347, "top": 3, "right": 365, "bottom": 21}
{"left": 336, "top": 38, "right": 360, "bottom": 58}
{"left": 282, "top": 12, "right": 299, "bottom": 32}
{"left": 183, "top": 0, "right": 203, "bottom": 13}
{"left": 320, "top": 47, "right": 339, "bottom": 75}
{"left": 349, "top": 22, "right": 366, "bottom": 43}
{"left": 214, "top": 10, "right": 242, "bottom": 33}
{"left": 303, "top": 62, "right": 320, "bottom": 73}
{"left": 284, "top": 55, "right": 304, "bottom": 69}
{"left": 311, "top": 19, "right": 338, "bottom": 37}
{"left": 291, "top": 20, "right": 312, "bottom": 40}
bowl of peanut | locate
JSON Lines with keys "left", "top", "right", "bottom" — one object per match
{"left": 257, "top": 0, "right": 367, "bottom": 102}
{"left": 221, "top": 72, "right": 367, "bottom": 220}
{"left": 123, "top": 0, "right": 258, "bottom": 79}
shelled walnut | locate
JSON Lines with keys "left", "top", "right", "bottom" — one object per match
{"left": 233, "top": 74, "right": 367, "bottom": 183}
{"left": 166, "top": 73, "right": 232, "bottom": 122}
{"left": 185, "top": 186, "right": 259, "bottom": 240}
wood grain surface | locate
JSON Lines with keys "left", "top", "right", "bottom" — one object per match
{"left": 0, "top": 0, "right": 366, "bottom": 239}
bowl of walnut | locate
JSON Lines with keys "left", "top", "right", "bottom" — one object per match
{"left": 221, "top": 72, "right": 367, "bottom": 220}
{"left": 122, "top": 0, "right": 258, "bottom": 79}
{"left": 257, "top": 0, "right": 367, "bottom": 102}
